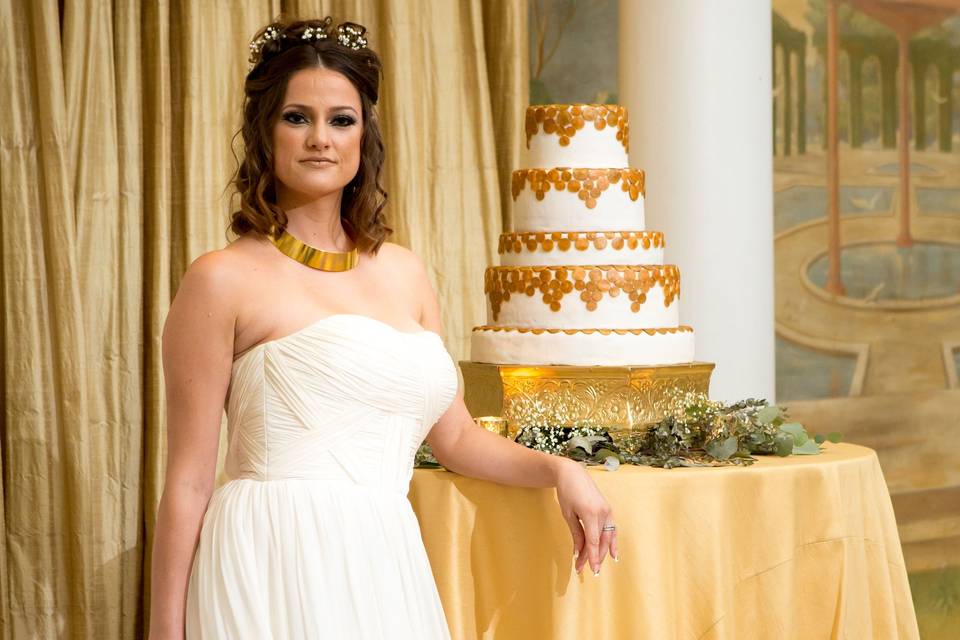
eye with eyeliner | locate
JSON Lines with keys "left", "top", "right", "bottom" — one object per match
{"left": 282, "top": 112, "right": 308, "bottom": 125}
{"left": 330, "top": 115, "right": 356, "bottom": 127}
{"left": 282, "top": 111, "right": 356, "bottom": 127}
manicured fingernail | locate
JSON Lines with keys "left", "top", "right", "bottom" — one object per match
{"left": 614, "top": 554, "right": 620, "bottom": 562}
{"left": 574, "top": 549, "right": 579, "bottom": 559}
{"left": 593, "top": 568, "right": 600, "bottom": 576}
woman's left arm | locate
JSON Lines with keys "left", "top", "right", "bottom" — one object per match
{"left": 406, "top": 247, "right": 619, "bottom": 575}
{"left": 426, "top": 391, "right": 619, "bottom": 576}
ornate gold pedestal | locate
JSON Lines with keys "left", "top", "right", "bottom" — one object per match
{"left": 459, "top": 361, "right": 715, "bottom": 439}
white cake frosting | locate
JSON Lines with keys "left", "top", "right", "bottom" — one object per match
{"left": 512, "top": 179, "right": 645, "bottom": 232}
{"left": 470, "top": 103, "right": 695, "bottom": 367}
{"left": 525, "top": 127, "right": 628, "bottom": 169}
{"left": 471, "top": 327, "right": 695, "bottom": 367}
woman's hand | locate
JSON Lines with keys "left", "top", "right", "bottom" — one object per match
{"left": 553, "top": 457, "right": 619, "bottom": 575}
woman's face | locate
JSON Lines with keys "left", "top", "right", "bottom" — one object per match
{"left": 272, "top": 66, "right": 364, "bottom": 204}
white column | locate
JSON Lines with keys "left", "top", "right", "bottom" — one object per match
{"left": 620, "top": 0, "right": 775, "bottom": 402}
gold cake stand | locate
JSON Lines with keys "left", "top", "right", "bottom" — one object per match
{"left": 459, "top": 361, "right": 715, "bottom": 440}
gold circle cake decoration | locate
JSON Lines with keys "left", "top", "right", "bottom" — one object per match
{"left": 512, "top": 168, "right": 645, "bottom": 210}
{"left": 499, "top": 230, "right": 664, "bottom": 255}
{"left": 525, "top": 104, "right": 629, "bottom": 152}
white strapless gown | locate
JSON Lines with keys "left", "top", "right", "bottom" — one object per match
{"left": 185, "top": 314, "right": 458, "bottom": 639}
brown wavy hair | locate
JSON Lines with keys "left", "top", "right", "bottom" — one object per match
{"left": 226, "top": 17, "right": 391, "bottom": 253}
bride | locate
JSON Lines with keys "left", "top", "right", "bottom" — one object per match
{"left": 148, "top": 17, "right": 618, "bottom": 639}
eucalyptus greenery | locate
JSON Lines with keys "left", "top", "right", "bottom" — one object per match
{"left": 612, "top": 391, "right": 842, "bottom": 469}
{"left": 414, "top": 442, "right": 441, "bottom": 469}
{"left": 413, "top": 391, "right": 843, "bottom": 471}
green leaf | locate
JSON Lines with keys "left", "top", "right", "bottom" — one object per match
{"left": 827, "top": 432, "right": 843, "bottom": 443}
{"left": 757, "top": 405, "right": 781, "bottom": 425}
{"left": 774, "top": 432, "right": 794, "bottom": 457}
{"left": 780, "top": 422, "right": 808, "bottom": 446}
{"left": 594, "top": 448, "right": 618, "bottom": 461}
{"left": 706, "top": 436, "right": 738, "bottom": 460}
{"left": 567, "top": 435, "right": 599, "bottom": 454}
{"left": 674, "top": 458, "right": 710, "bottom": 467}
{"left": 746, "top": 432, "right": 766, "bottom": 446}
{"left": 792, "top": 440, "right": 821, "bottom": 455}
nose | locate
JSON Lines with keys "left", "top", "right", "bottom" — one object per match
{"left": 306, "top": 121, "right": 332, "bottom": 150}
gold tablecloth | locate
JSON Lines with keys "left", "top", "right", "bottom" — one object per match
{"left": 409, "top": 443, "right": 919, "bottom": 639}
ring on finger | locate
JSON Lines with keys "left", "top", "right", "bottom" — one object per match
{"left": 602, "top": 523, "right": 617, "bottom": 532}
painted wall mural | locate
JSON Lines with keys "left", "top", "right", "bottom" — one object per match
{"left": 773, "top": 1, "right": 960, "bottom": 402}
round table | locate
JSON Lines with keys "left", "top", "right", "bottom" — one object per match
{"left": 409, "top": 442, "right": 919, "bottom": 639}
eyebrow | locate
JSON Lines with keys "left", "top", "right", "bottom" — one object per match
{"left": 282, "top": 103, "right": 358, "bottom": 115}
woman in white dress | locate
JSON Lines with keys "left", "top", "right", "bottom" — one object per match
{"left": 148, "top": 17, "right": 619, "bottom": 639}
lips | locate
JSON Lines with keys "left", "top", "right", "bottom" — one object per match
{"left": 301, "top": 159, "right": 335, "bottom": 167}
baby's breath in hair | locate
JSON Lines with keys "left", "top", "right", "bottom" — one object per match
{"left": 246, "top": 16, "right": 369, "bottom": 72}
{"left": 247, "top": 23, "right": 284, "bottom": 69}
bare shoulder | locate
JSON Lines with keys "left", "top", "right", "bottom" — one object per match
{"left": 374, "top": 241, "right": 434, "bottom": 296}
{"left": 164, "top": 250, "right": 236, "bottom": 351}
{"left": 176, "top": 245, "right": 246, "bottom": 306}
{"left": 177, "top": 234, "right": 270, "bottom": 298}
{"left": 184, "top": 246, "right": 241, "bottom": 283}
{"left": 375, "top": 241, "right": 428, "bottom": 275}
{"left": 164, "top": 237, "right": 269, "bottom": 349}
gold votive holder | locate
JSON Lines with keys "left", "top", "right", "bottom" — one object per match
{"left": 474, "top": 416, "right": 510, "bottom": 438}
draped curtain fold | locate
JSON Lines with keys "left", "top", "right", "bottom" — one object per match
{"left": 0, "top": 0, "right": 527, "bottom": 636}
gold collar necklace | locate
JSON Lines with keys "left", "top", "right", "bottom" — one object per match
{"left": 269, "top": 228, "right": 359, "bottom": 272}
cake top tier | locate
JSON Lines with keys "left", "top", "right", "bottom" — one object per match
{"left": 524, "top": 104, "right": 629, "bottom": 169}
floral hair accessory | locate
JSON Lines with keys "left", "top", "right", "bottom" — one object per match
{"left": 301, "top": 16, "right": 333, "bottom": 42}
{"left": 336, "top": 22, "right": 368, "bottom": 50}
{"left": 247, "top": 17, "right": 369, "bottom": 71}
{"left": 247, "top": 23, "right": 285, "bottom": 69}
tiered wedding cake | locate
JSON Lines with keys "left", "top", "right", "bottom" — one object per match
{"left": 470, "top": 104, "right": 695, "bottom": 367}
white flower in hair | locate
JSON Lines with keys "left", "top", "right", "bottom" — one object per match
{"left": 302, "top": 17, "right": 333, "bottom": 42}
{"left": 336, "top": 22, "right": 368, "bottom": 50}
{"left": 247, "top": 23, "right": 285, "bottom": 70}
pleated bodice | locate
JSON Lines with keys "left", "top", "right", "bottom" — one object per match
{"left": 224, "top": 312, "right": 458, "bottom": 491}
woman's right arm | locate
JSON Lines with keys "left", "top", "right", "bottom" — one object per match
{"left": 148, "top": 252, "right": 239, "bottom": 639}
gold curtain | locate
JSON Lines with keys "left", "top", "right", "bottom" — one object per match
{"left": 0, "top": 0, "right": 527, "bottom": 637}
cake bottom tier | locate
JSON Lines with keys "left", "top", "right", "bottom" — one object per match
{"left": 471, "top": 325, "right": 695, "bottom": 366}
